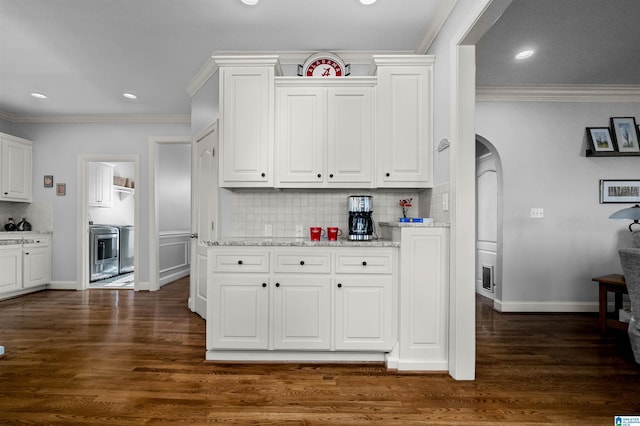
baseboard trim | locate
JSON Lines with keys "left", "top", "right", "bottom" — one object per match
{"left": 494, "top": 299, "right": 599, "bottom": 313}
{"left": 47, "top": 281, "right": 78, "bottom": 290}
{"left": 160, "top": 269, "right": 190, "bottom": 287}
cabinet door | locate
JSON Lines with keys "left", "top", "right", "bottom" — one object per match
{"left": 326, "top": 87, "right": 373, "bottom": 186}
{"left": 88, "top": 163, "right": 114, "bottom": 207}
{"left": 1, "top": 138, "right": 32, "bottom": 202}
{"left": 0, "top": 247, "right": 22, "bottom": 294}
{"left": 276, "top": 86, "right": 325, "bottom": 186}
{"left": 207, "top": 274, "right": 269, "bottom": 350}
{"left": 398, "top": 228, "right": 449, "bottom": 367}
{"left": 272, "top": 275, "right": 331, "bottom": 350}
{"left": 376, "top": 64, "right": 432, "bottom": 188}
{"left": 334, "top": 275, "right": 394, "bottom": 351}
{"left": 220, "top": 67, "right": 274, "bottom": 186}
{"left": 23, "top": 245, "right": 51, "bottom": 288}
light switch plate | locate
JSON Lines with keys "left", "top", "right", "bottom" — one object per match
{"left": 530, "top": 208, "right": 544, "bottom": 218}
{"left": 295, "top": 224, "right": 303, "bottom": 237}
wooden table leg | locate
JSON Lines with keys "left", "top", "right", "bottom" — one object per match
{"left": 599, "top": 283, "right": 607, "bottom": 336}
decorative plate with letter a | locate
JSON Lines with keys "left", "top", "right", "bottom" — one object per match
{"left": 299, "top": 52, "right": 350, "bottom": 77}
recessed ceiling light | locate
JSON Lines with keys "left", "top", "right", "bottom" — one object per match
{"left": 241, "top": 0, "right": 259, "bottom": 5}
{"left": 515, "top": 49, "right": 535, "bottom": 60}
{"left": 360, "top": 0, "right": 377, "bottom": 4}
{"left": 123, "top": 93, "right": 137, "bottom": 99}
{"left": 30, "top": 92, "right": 48, "bottom": 99}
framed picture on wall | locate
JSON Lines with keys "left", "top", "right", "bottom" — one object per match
{"left": 610, "top": 117, "right": 640, "bottom": 153}
{"left": 600, "top": 179, "right": 640, "bottom": 203}
{"left": 56, "top": 183, "right": 66, "bottom": 196}
{"left": 586, "top": 127, "right": 615, "bottom": 152}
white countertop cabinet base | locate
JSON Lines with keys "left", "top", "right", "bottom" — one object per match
{"left": 206, "top": 246, "right": 396, "bottom": 362}
{"left": 382, "top": 225, "right": 450, "bottom": 371}
{"left": 0, "top": 235, "right": 51, "bottom": 301}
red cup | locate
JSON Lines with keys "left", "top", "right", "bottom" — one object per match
{"left": 310, "top": 227, "right": 325, "bottom": 241}
{"left": 327, "top": 227, "right": 343, "bottom": 241}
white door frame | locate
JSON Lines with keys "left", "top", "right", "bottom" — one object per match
{"left": 148, "top": 136, "right": 192, "bottom": 292}
{"left": 77, "top": 154, "right": 140, "bottom": 290}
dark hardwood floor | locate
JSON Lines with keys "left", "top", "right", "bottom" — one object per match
{"left": 0, "top": 278, "right": 638, "bottom": 425}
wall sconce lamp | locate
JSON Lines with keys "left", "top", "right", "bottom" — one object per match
{"left": 609, "top": 204, "right": 640, "bottom": 231}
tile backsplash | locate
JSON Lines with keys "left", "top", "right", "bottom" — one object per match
{"left": 227, "top": 189, "right": 424, "bottom": 238}
{"left": 0, "top": 202, "right": 53, "bottom": 231}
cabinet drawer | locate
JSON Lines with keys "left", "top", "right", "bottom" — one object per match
{"left": 335, "top": 251, "right": 394, "bottom": 274}
{"left": 211, "top": 251, "right": 269, "bottom": 273}
{"left": 23, "top": 236, "right": 50, "bottom": 248}
{"left": 273, "top": 251, "right": 331, "bottom": 273}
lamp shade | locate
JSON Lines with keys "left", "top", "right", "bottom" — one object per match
{"left": 609, "top": 204, "right": 640, "bottom": 231}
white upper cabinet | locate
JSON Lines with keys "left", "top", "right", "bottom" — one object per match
{"left": 276, "top": 78, "right": 375, "bottom": 188}
{"left": 372, "top": 55, "right": 434, "bottom": 188}
{"left": 88, "top": 162, "right": 114, "bottom": 208}
{"left": 0, "top": 133, "right": 33, "bottom": 202}
{"left": 215, "top": 56, "right": 280, "bottom": 188}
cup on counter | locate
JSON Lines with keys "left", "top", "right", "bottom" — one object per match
{"left": 310, "top": 227, "right": 325, "bottom": 241}
{"left": 327, "top": 227, "right": 343, "bottom": 241}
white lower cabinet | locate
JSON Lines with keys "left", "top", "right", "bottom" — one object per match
{"left": 0, "top": 246, "right": 22, "bottom": 293}
{"left": 23, "top": 237, "right": 51, "bottom": 288}
{"left": 209, "top": 274, "right": 270, "bottom": 350}
{"left": 206, "top": 246, "right": 397, "bottom": 358}
{"left": 334, "top": 275, "right": 394, "bottom": 351}
{"left": 272, "top": 275, "right": 331, "bottom": 350}
{"left": 381, "top": 225, "right": 449, "bottom": 371}
{"left": 0, "top": 235, "right": 51, "bottom": 300}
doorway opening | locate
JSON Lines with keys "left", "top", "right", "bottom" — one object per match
{"left": 77, "top": 155, "right": 140, "bottom": 291}
{"left": 475, "top": 135, "right": 503, "bottom": 305}
{"left": 148, "top": 136, "right": 192, "bottom": 293}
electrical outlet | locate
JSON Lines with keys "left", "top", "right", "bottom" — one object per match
{"left": 442, "top": 194, "right": 449, "bottom": 212}
{"left": 295, "top": 224, "right": 303, "bottom": 237}
{"left": 530, "top": 208, "right": 544, "bottom": 219}
{"left": 264, "top": 224, "right": 272, "bottom": 237}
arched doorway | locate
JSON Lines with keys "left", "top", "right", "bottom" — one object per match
{"left": 476, "top": 135, "right": 503, "bottom": 306}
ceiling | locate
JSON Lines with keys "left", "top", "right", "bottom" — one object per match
{"left": 0, "top": 0, "right": 450, "bottom": 118}
{"left": 2, "top": 0, "right": 639, "bottom": 119}
{"left": 476, "top": 0, "right": 640, "bottom": 86}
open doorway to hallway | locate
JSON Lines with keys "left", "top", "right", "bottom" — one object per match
{"left": 476, "top": 136, "right": 502, "bottom": 303}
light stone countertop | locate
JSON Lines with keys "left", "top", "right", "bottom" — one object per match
{"left": 206, "top": 237, "right": 399, "bottom": 248}
{"left": 378, "top": 221, "right": 450, "bottom": 228}
{"left": 0, "top": 230, "right": 53, "bottom": 236}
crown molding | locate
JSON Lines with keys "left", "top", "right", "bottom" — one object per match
{"left": 476, "top": 85, "right": 640, "bottom": 102}
{"left": 6, "top": 114, "right": 190, "bottom": 124}
{"left": 186, "top": 50, "right": 414, "bottom": 97}
{"left": 415, "top": 0, "right": 457, "bottom": 54}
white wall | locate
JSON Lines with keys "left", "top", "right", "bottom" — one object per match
{"left": 158, "top": 144, "right": 191, "bottom": 233}
{"left": 10, "top": 121, "right": 190, "bottom": 284}
{"left": 476, "top": 100, "right": 640, "bottom": 311}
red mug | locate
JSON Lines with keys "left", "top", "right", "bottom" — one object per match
{"left": 327, "top": 227, "right": 343, "bottom": 241}
{"left": 310, "top": 227, "right": 325, "bottom": 241}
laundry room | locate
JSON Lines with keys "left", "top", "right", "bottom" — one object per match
{"left": 88, "top": 161, "right": 135, "bottom": 288}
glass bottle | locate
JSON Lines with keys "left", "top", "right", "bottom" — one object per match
{"left": 4, "top": 218, "right": 16, "bottom": 231}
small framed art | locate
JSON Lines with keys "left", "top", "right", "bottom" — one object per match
{"left": 56, "top": 183, "right": 66, "bottom": 196}
{"left": 610, "top": 117, "right": 640, "bottom": 153}
{"left": 43, "top": 175, "right": 53, "bottom": 188}
{"left": 586, "top": 127, "right": 615, "bottom": 152}
{"left": 600, "top": 179, "right": 640, "bottom": 204}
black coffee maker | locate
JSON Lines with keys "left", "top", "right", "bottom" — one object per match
{"left": 348, "top": 195, "right": 374, "bottom": 241}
